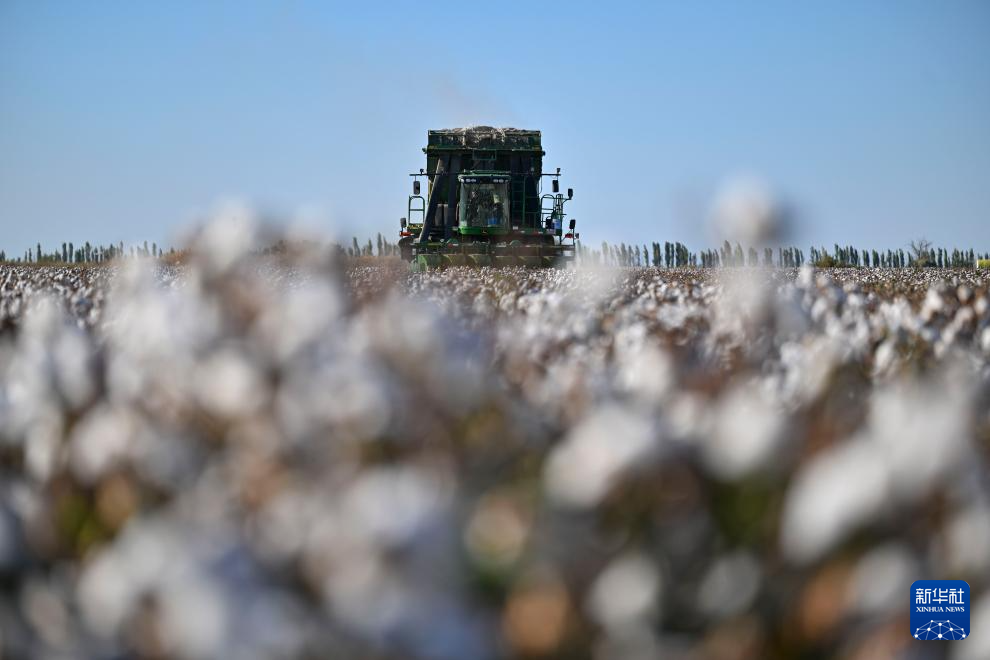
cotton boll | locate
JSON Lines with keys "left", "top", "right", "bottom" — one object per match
{"left": 780, "top": 439, "right": 891, "bottom": 564}
{"left": 872, "top": 339, "right": 899, "bottom": 378}
{"left": 866, "top": 378, "right": 971, "bottom": 501}
{"left": 190, "top": 202, "right": 262, "bottom": 276}
{"left": 159, "top": 578, "right": 229, "bottom": 660}
{"left": 940, "top": 503, "right": 990, "bottom": 576}
{"left": 254, "top": 280, "right": 342, "bottom": 361}
{"left": 586, "top": 553, "right": 661, "bottom": 633}
{"left": 194, "top": 349, "right": 267, "bottom": 419}
{"left": 703, "top": 383, "right": 786, "bottom": 480}
{"left": 78, "top": 546, "right": 137, "bottom": 637}
{"left": 70, "top": 404, "right": 137, "bottom": 485}
{"left": 709, "top": 177, "right": 790, "bottom": 245}
{"left": 343, "top": 466, "right": 450, "bottom": 549}
{"left": 545, "top": 406, "right": 660, "bottom": 509}
{"left": 615, "top": 342, "right": 674, "bottom": 405}
{"left": 847, "top": 544, "right": 917, "bottom": 615}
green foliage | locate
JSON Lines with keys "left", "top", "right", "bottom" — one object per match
{"left": 814, "top": 253, "right": 840, "bottom": 268}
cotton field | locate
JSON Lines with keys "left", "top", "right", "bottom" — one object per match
{"left": 1, "top": 225, "right": 989, "bottom": 660}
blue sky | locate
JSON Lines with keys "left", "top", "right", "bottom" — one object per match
{"left": 1, "top": 1, "right": 988, "bottom": 256}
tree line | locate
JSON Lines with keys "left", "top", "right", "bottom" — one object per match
{"left": 2, "top": 235, "right": 986, "bottom": 268}
{"left": 0, "top": 241, "right": 172, "bottom": 264}
{"left": 577, "top": 239, "right": 988, "bottom": 269}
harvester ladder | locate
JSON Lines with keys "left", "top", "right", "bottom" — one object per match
{"left": 408, "top": 194, "right": 425, "bottom": 224}
{"left": 541, "top": 193, "right": 565, "bottom": 228}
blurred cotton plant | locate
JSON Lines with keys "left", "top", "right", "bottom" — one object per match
{"left": 0, "top": 209, "right": 989, "bottom": 659}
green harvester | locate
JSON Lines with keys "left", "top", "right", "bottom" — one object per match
{"left": 399, "top": 127, "right": 579, "bottom": 270}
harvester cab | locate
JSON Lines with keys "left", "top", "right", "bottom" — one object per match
{"left": 398, "top": 127, "right": 578, "bottom": 269}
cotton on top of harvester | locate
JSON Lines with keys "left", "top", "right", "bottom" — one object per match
{"left": 398, "top": 127, "right": 578, "bottom": 270}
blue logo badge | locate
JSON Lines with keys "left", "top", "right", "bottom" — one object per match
{"left": 910, "top": 580, "right": 969, "bottom": 640}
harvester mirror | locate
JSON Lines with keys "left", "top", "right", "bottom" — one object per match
{"left": 552, "top": 179, "right": 559, "bottom": 193}
{"left": 413, "top": 180, "right": 420, "bottom": 195}
{"left": 567, "top": 188, "right": 573, "bottom": 199}
{"left": 401, "top": 217, "right": 407, "bottom": 228}
{"left": 569, "top": 219, "right": 576, "bottom": 230}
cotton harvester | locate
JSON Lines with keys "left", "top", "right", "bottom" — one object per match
{"left": 398, "top": 127, "right": 579, "bottom": 269}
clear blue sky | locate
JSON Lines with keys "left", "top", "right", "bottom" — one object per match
{"left": 2, "top": 1, "right": 988, "bottom": 256}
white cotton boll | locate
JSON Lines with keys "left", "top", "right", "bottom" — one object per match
{"left": 847, "top": 544, "right": 917, "bottom": 615}
{"left": 194, "top": 349, "right": 267, "bottom": 419}
{"left": 941, "top": 504, "right": 990, "bottom": 576}
{"left": 255, "top": 280, "right": 341, "bottom": 361}
{"left": 159, "top": 578, "right": 229, "bottom": 660}
{"left": 586, "top": 553, "right": 661, "bottom": 633}
{"left": 24, "top": 410, "right": 62, "bottom": 481}
{"left": 709, "top": 177, "right": 789, "bottom": 245}
{"left": 780, "top": 439, "right": 891, "bottom": 564}
{"left": 873, "top": 339, "right": 899, "bottom": 378}
{"left": 703, "top": 383, "right": 785, "bottom": 480}
{"left": 323, "top": 551, "right": 410, "bottom": 639}
{"left": 21, "top": 577, "right": 71, "bottom": 649}
{"left": 953, "top": 306, "right": 975, "bottom": 329}
{"left": 69, "top": 404, "right": 135, "bottom": 484}
{"left": 867, "top": 379, "right": 970, "bottom": 501}
{"left": 981, "top": 327, "right": 990, "bottom": 354}
{"left": 78, "top": 549, "right": 134, "bottom": 636}
{"left": 616, "top": 342, "right": 673, "bottom": 404}
{"left": 780, "top": 338, "right": 838, "bottom": 404}
{"left": 921, "top": 287, "right": 945, "bottom": 322}
{"left": 344, "top": 467, "right": 448, "bottom": 549}
{"left": 697, "top": 551, "right": 761, "bottom": 618}
{"left": 810, "top": 297, "right": 831, "bottom": 324}
{"left": 666, "top": 392, "right": 711, "bottom": 441}
{"left": 710, "top": 270, "right": 773, "bottom": 347}
{"left": 545, "top": 406, "right": 659, "bottom": 509}
{"left": 51, "top": 325, "right": 97, "bottom": 409}
{"left": 284, "top": 357, "right": 391, "bottom": 440}
{"left": 193, "top": 202, "right": 261, "bottom": 275}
